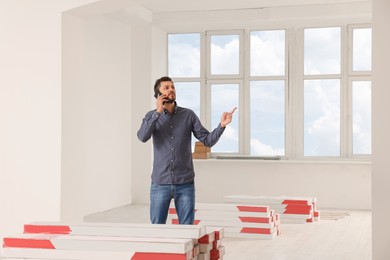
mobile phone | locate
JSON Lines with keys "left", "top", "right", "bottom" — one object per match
{"left": 158, "top": 92, "right": 167, "bottom": 104}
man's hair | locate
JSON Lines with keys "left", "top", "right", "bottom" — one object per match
{"left": 154, "top": 76, "right": 172, "bottom": 98}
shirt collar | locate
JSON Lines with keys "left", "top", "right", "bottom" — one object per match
{"left": 163, "top": 101, "right": 178, "bottom": 114}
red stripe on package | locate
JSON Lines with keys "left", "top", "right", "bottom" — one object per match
{"left": 198, "top": 233, "right": 215, "bottom": 244}
{"left": 236, "top": 205, "right": 268, "bottom": 212}
{"left": 283, "top": 208, "right": 312, "bottom": 214}
{"left": 24, "top": 224, "right": 72, "bottom": 235}
{"left": 171, "top": 219, "right": 201, "bottom": 225}
{"left": 284, "top": 205, "right": 312, "bottom": 210}
{"left": 240, "top": 227, "right": 273, "bottom": 234}
{"left": 281, "top": 199, "right": 310, "bottom": 205}
{"left": 131, "top": 252, "right": 188, "bottom": 260}
{"left": 238, "top": 217, "right": 272, "bottom": 223}
{"left": 4, "top": 238, "right": 55, "bottom": 249}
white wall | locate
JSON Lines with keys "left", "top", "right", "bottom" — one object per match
{"left": 194, "top": 160, "right": 371, "bottom": 209}
{"left": 61, "top": 5, "right": 155, "bottom": 221}
{"left": 0, "top": 0, "right": 97, "bottom": 239}
{"left": 372, "top": 0, "right": 390, "bottom": 259}
{"left": 62, "top": 14, "right": 133, "bottom": 221}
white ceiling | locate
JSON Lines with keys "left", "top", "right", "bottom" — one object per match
{"left": 131, "top": 0, "right": 369, "bottom": 13}
{"left": 65, "top": 0, "right": 371, "bottom": 21}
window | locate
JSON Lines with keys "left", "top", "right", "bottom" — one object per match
{"left": 250, "top": 30, "right": 286, "bottom": 156}
{"left": 168, "top": 33, "right": 200, "bottom": 77}
{"left": 250, "top": 80, "right": 285, "bottom": 156}
{"left": 303, "top": 27, "right": 341, "bottom": 156}
{"left": 352, "top": 28, "right": 372, "bottom": 72}
{"left": 250, "top": 30, "right": 285, "bottom": 76}
{"left": 210, "top": 83, "right": 239, "bottom": 153}
{"left": 304, "top": 79, "right": 340, "bottom": 156}
{"left": 210, "top": 34, "right": 240, "bottom": 75}
{"left": 304, "top": 27, "right": 341, "bottom": 75}
{"left": 349, "top": 25, "right": 372, "bottom": 155}
{"left": 167, "top": 24, "right": 371, "bottom": 159}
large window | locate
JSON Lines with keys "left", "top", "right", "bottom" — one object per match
{"left": 167, "top": 24, "right": 371, "bottom": 159}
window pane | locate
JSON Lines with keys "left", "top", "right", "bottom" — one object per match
{"left": 211, "top": 84, "right": 239, "bottom": 152}
{"left": 175, "top": 82, "right": 200, "bottom": 151}
{"left": 175, "top": 82, "right": 200, "bottom": 117}
{"left": 353, "top": 28, "right": 372, "bottom": 71}
{"left": 250, "top": 81, "right": 285, "bottom": 155}
{"left": 353, "top": 81, "right": 371, "bottom": 154}
{"left": 211, "top": 35, "right": 240, "bottom": 75}
{"left": 304, "top": 79, "right": 340, "bottom": 156}
{"left": 250, "top": 30, "right": 285, "bottom": 76}
{"left": 304, "top": 27, "right": 341, "bottom": 75}
{"left": 168, "top": 33, "right": 200, "bottom": 77}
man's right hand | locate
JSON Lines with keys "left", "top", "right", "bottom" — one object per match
{"left": 156, "top": 94, "right": 167, "bottom": 113}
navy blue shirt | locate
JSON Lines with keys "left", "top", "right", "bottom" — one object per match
{"left": 137, "top": 105, "right": 225, "bottom": 184}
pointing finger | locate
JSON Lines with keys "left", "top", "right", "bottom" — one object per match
{"left": 230, "top": 107, "right": 237, "bottom": 114}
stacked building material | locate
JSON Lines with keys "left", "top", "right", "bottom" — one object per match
{"left": 224, "top": 195, "right": 320, "bottom": 223}
{"left": 2, "top": 222, "right": 219, "bottom": 260}
{"left": 194, "top": 226, "right": 225, "bottom": 260}
{"left": 206, "top": 227, "right": 225, "bottom": 260}
{"left": 192, "top": 141, "right": 211, "bottom": 159}
{"left": 169, "top": 202, "right": 281, "bottom": 240}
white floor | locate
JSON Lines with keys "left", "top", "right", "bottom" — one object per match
{"left": 85, "top": 204, "right": 372, "bottom": 260}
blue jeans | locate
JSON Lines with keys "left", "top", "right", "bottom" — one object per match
{"left": 150, "top": 182, "right": 195, "bottom": 224}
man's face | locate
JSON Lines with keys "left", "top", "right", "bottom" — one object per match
{"left": 159, "top": 81, "right": 176, "bottom": 102}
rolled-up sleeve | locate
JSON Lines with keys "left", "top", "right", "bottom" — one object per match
{"left": 192, "top": 114, "right": 225, "bottom": 147}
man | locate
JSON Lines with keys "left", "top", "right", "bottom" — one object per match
{"left": 137, "top": 76, "right": 236, "bottom": 224}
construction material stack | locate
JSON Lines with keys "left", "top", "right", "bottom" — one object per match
{"left": 169, "top": 202, "right": 281, "bottom": 240}
{"left": 224, "top": 195, "right": 320, "bottom": 223}
{"left": 1, "top": 222, "right": 221, "bottom": 260}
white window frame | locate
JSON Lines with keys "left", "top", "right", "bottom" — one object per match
{"left": 206, "top": 30, "right": 244, "bottom": 80}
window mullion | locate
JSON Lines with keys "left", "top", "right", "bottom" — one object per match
{"left": 341, "top": 25, "right": 349, "bottom": 158}
{"left": 293, "top": 27, "right": 305, "bottom": 159}
{"left": 242, "top": 29, "right": 250, "bottom": 155}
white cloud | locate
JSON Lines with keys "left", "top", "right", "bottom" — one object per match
{"left": 250, "top": 32, "right": 285, "bottom": 76}
{"left": 223, "top": 125, "right": 238, "bottom": 141}
{"left": 211, "top": 39, "right": 239, "bottom": 74}
{"left": 304, "top": 80, "right": 340, "bottom": 155}
{"left": 251, "top": 138, "right": 284, "bottom": 155}
{"left": 169, "top": 43, "right": 200, "bottom": 77}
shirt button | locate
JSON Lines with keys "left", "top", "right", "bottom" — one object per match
{"left": 171, "top": 137, "right": 174, "bottom": 140}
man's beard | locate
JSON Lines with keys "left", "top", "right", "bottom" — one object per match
{"left": 164, "top": 96, "right": 176, "bottom": 104}
{"left": 166, "top": 94, "right": 176, "bottom": 104}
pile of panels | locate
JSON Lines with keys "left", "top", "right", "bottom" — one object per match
{"left": 224, "top": 195, "right": 320, "bottom": 223}
{"left": 197, "top": 227, "right": 224, "bottom": 260}
{"left": 169, "top": 202, "right": 281, "bottom": 239}
{"left": 2, "top": 222, "right": 224, "bottom": 260}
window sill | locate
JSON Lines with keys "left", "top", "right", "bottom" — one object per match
{"left": 193, "top": 156, "right": 371, "bottom": 165}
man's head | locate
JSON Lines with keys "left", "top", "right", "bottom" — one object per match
{"left": 153, "top": 76, "right": 176, "bottom": 103}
